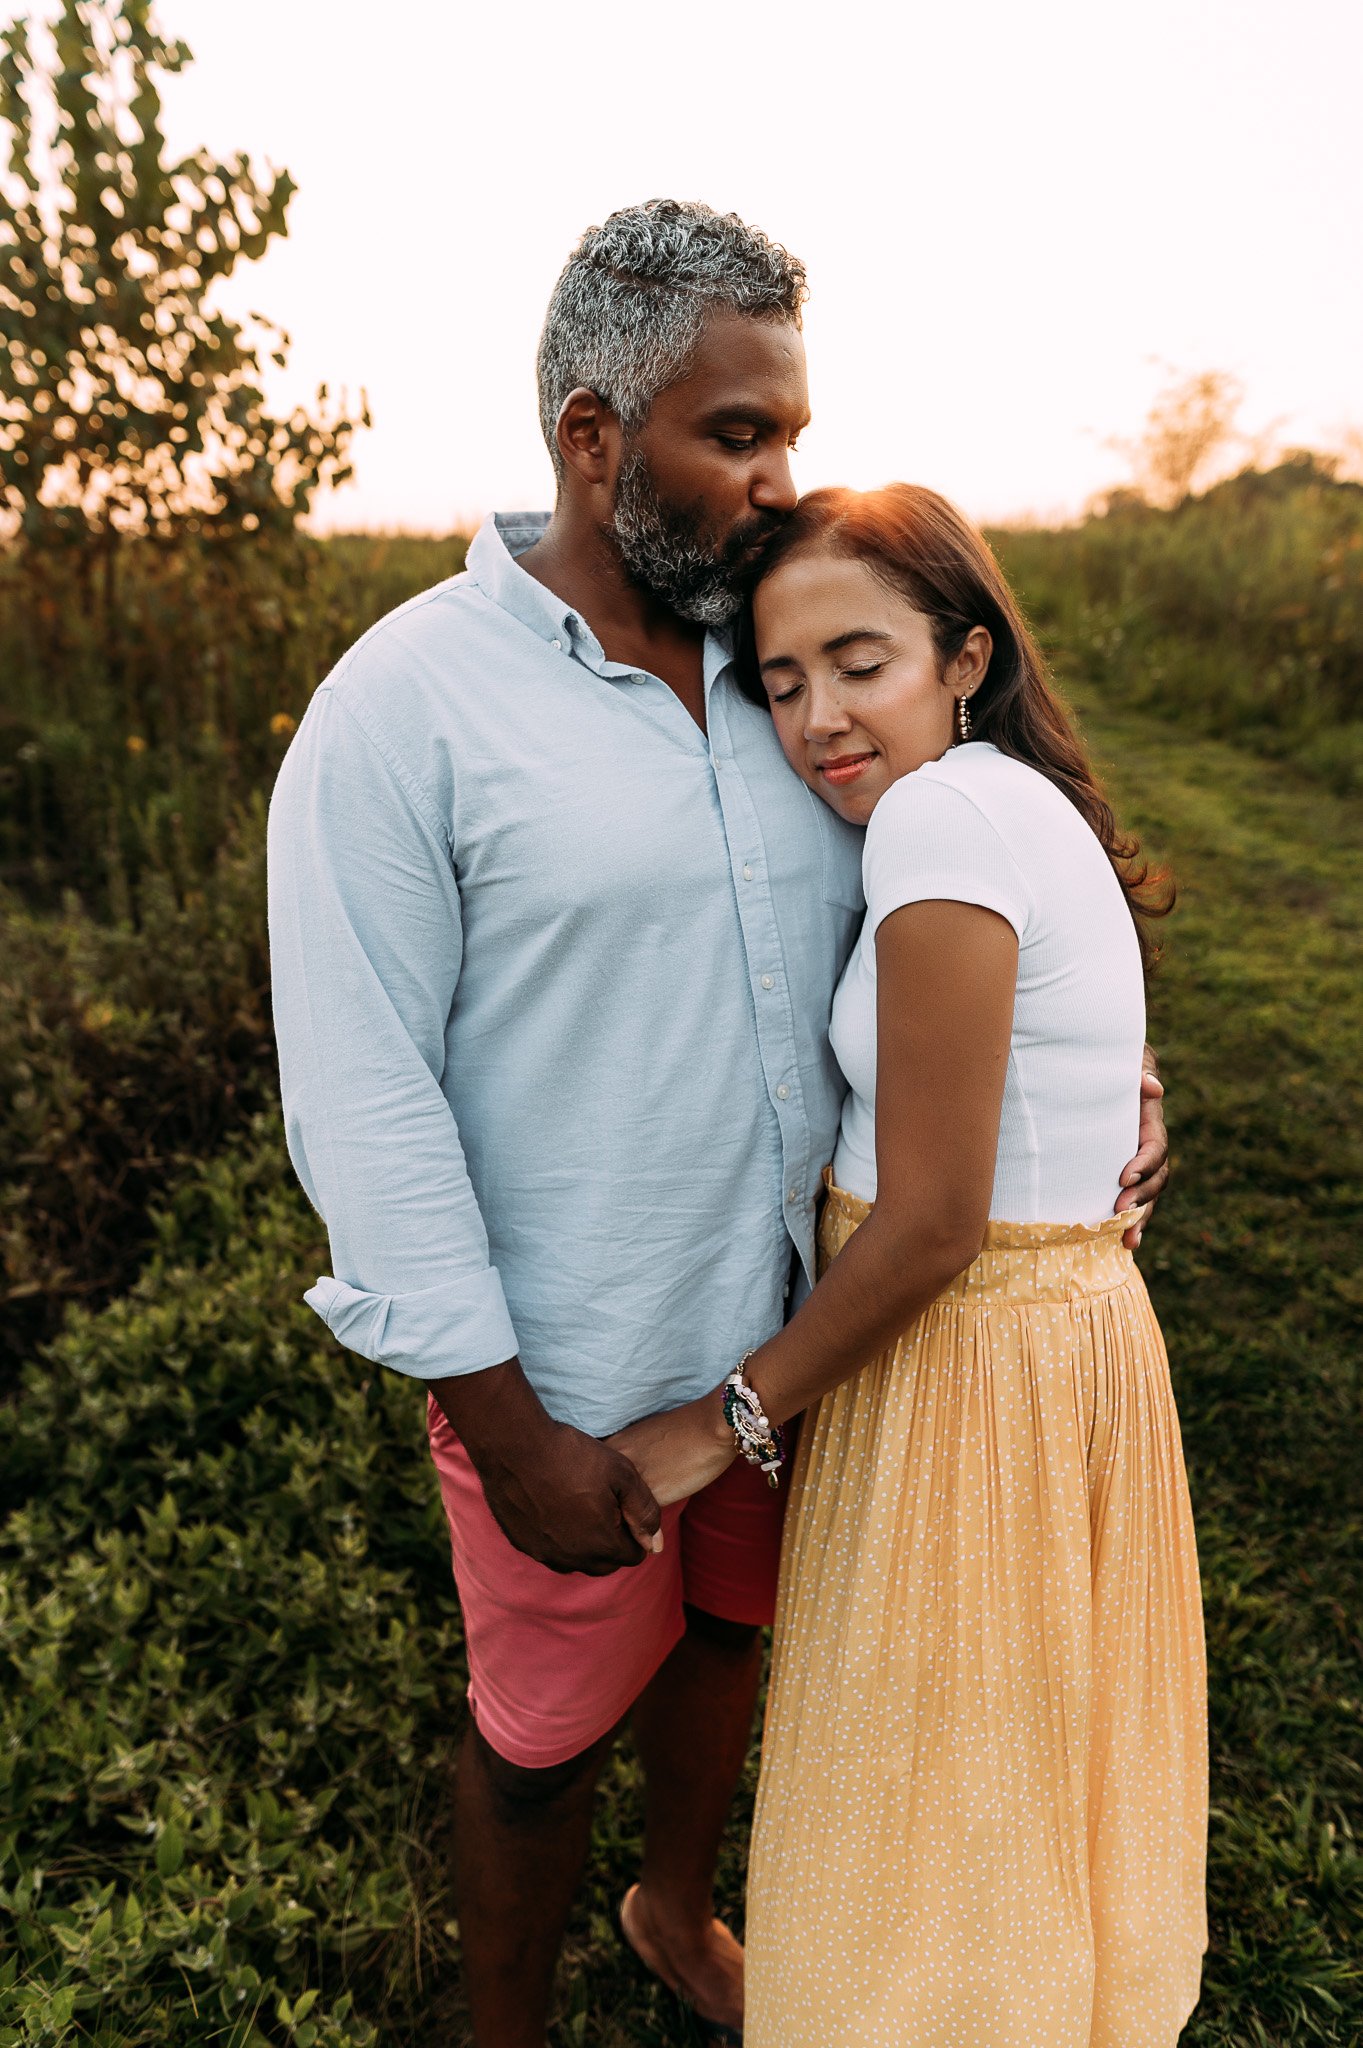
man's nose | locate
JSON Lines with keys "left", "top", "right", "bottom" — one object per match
{"left": 750, "top": 447, "right": 798, "bottom": 515}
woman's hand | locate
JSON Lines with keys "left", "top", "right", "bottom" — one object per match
{"left": 609, "top": 1388, "right": 735, "bottom": 1509}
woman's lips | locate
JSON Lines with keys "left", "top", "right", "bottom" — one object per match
{"left": 817, "top": 752, "right": 876, "bottom": 787}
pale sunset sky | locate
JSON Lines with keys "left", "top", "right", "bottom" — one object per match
{"left": 154, "top": 0, "right": 1362, "bottom": 533}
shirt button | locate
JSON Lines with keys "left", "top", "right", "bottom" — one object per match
{"left": 776, "top": 1083, "right": 790, "bottom": 1101}
{"left": 742, "top": 863, "right": 754, "bottom": 881}
{"left": 551, "top": 638, "right": 562, "bottom": 651}
{"left": 787, "top": 1186, "right": 800, "bottom": 1204}
{"left": 760, "top": 974, "right": 775, "bottom": 990}
{"left": 782, "top": 1283, "right": 791, "bottom": 1299}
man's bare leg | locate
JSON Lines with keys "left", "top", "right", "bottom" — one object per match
{"left": 454, "top": 1719, "right": 615, "bottom": 2048}
{"left": 627, "top": 1604, "right": 765, "bottom": 2033}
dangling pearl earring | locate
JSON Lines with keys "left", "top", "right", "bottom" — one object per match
{"left": 956, "top": 695, "right": 972, "bottom": 743}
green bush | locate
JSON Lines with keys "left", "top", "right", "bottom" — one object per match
{"left": 0, "top": 805, "right": 274, "bottom": 1375}
{"left": 1, "top": 1121, "right": 465, "bottom": 2046}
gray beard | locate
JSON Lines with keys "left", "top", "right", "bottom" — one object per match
{"left": 609, "top": 450, "right": 749, "bottom": 627}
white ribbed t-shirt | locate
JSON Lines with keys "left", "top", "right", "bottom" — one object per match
{"left": 829, "top": 741, "right": 1146, "bottom": 1223}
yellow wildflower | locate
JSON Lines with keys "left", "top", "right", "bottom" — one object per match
{"left": 126, "top": 734, "right": 147, "bottom": 755}
{"left": 270, "top": 712, "right": 297, "bottom": 738}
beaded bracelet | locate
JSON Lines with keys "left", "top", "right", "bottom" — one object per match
{"left": 722, "top": 1352, "right": 787, "bottom": 1488}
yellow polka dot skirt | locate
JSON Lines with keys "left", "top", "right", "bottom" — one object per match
{"left": 746, "top": 1183, "right": 1209, "bottom": 2047}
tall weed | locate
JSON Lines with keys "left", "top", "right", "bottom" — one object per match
{"left": 0, "top": 533, "right": 467, "bottom": 1366}
{"left": 993, "top": 460, "right": 1363, "bottom": 792}
{"left": 0, "top": 533, "right": 467, "bottom": 913}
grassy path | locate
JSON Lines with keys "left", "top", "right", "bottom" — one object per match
{"left": 1070, "top": 687, "right": 1363, "bottom": 2046}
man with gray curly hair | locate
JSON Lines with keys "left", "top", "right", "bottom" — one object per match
{"left": 268, "top": 197, "right": 1175, "bottom": 2045}
{"left": 272, "top": 197, "right": 839, "bottom": 2045}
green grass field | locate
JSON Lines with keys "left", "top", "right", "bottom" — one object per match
{"left": 2, "top": 511, "right": 1361, "bottom": 2044}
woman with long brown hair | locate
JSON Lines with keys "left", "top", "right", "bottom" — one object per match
{"left": 614, "top": 484, "right": 1207, "bottom": 2045}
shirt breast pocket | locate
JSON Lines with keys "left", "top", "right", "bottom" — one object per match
{"left": 805, "top": 787, "right": 865, "bottom": 910}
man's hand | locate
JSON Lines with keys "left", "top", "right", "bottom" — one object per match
{"left": 1116, "top": 1050, "right": 1170, "bottom": 1249}
{"left": 430, "top": 1358, "right": 663, "bottom": 1575}
{"left": 477, "top": 1420, "right": 665, "bottom": 1574}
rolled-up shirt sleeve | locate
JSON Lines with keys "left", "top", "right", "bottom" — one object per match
{"left": 267, "top": 682, "right": 519, "bottom": 1379}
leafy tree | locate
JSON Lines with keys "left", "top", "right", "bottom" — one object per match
{"left": 0, "top": 0, "right": 366, "bottom": 557}
{"left": 1112, "top": 368, "right": 1245, "bottom": 510}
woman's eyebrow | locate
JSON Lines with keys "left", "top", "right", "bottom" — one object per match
{"left": 824, "top": 628, "right": 894, "bottom": 654}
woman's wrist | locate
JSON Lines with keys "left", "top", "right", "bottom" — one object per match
{"left": 699, "top": 1382, "right": 733, "bottom": 1451}
{"left": 719, "top": 1349, "right": 789, "bottom": 1485}
{"left": 736, "top": 1342, "right": 785, "bottom": 1429}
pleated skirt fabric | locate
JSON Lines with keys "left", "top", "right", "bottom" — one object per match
{"left": 745, "top": 1184, "right": 1208, "bottom": 2048}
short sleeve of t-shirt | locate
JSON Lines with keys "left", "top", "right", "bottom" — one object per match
{"left": 862, "top": 769, "right": 1033, "bottom": 941}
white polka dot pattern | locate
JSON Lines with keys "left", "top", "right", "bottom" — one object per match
{"left": 746, "top": 1185, "right": 1209, "bottom": 2047}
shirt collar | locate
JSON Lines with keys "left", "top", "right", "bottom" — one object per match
{"left": 466, "top": 510, "right": 738, "bottom": 689}
{"left": 464, "top": 511, "right": 577, "bottom": 643}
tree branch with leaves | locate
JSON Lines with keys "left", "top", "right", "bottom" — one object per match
{"left": 0, "top": 0, "right": 367, "bottom": 557}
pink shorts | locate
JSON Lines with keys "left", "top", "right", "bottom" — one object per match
{"left": 427, "top": 1394, "right": 788, "bottom": 1770}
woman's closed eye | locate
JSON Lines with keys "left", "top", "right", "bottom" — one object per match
{"left": 769, "top": 660, "right": 884, "bottom": 705}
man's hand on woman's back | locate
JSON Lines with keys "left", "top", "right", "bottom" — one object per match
{"left": 1117, "top": 1052, "right": 1170, "bottom": 1248}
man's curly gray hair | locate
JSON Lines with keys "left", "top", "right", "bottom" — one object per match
{"left": 536, "top": 199, "right": 808, "bottom": 479}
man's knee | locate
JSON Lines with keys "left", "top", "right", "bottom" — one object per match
{"left": 467, "top": 1720, "right": 613, "bottom": 1821}
{"left": 683, "top": 1601, "right": 763, "bottom": 1657}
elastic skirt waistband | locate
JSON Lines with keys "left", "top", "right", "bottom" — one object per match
{"left": 819, "top": 1172, "right": 1151, "bottom": 1306}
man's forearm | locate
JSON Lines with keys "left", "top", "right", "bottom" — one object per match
{"left": 429, "top": 1354, "right": 554, "bottom": 1470}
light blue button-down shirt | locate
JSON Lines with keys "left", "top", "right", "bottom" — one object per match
{"left": 267, "top": 512, "right": 863, "bottom": 1436}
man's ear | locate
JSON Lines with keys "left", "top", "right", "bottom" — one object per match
{"left": 555, "top": 386, "right": 621, "bottom": 489}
